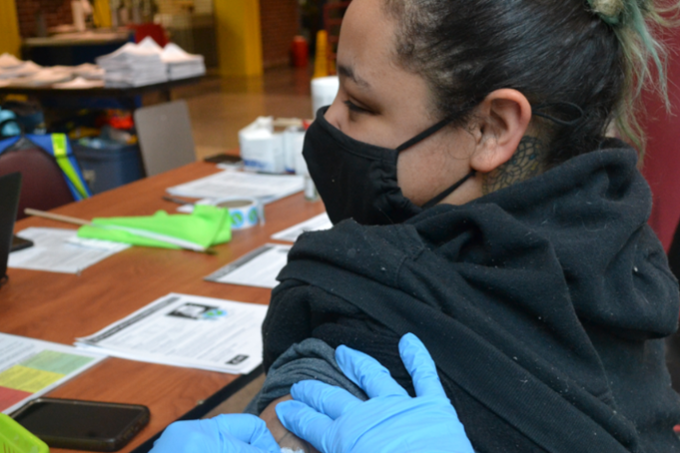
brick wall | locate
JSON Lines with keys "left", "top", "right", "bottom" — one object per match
{"left": 155, "top": 0, "right": 213, "bottom": 15}
{"left": 260, "top": 0, "right": 299, "bottom": 68}
{"left": 15, "top": 0, "right": 73, "bottom": 38}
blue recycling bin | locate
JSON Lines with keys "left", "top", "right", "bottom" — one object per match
{"left": 72, "top": 138, "right": 144, "bottom": 194}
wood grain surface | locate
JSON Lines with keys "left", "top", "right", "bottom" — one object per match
{"left": 1, "top": 161, "right": 325, "bottom": 453}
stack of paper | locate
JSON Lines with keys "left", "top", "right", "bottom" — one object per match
{"left": 0, "top": 53, "right": 22, "bottom": 70}
{"left": 0, "top": 53, "right": 26, "bottom": 83}
{"left": 137, "top": 36, "right": 164, "bottom": 53}
{"left": 73, "top": 63, "right": 105, "bottom": 80}
{"left": 0, "top": 61, "right": 42, "bottom": 80}
{"left": 97, "top": 42, "right": 168, "bottom": 87}
{"left": 271, "top": 213, "right": 333, "bottom": 242}
{"left": 12, "top": 67, "right": 73, "bottom": 86}
{"left": 205, "top": 244, "right": 291, "bottom": 289}
{"left": 166, "top": 171, "right": 305, "bottom": 204}
{"left": 76, "top": 293, "right": 267, "bottom": 374}
{"left": 9, "top": 227, "right": 130, "bottom": 274}
{"left": 53, "top": 76, "right": 105, "bottom": 89}
{"left": 137, "top": 37, "right": 205, "bottom": 80}
{"left": 0, "top": 55, "right": 106, "bottom": 87}
{"left": 50, "top": 65, "right": 76, "bottom": 75}
{"left": 162, "top": 43, "right": 206, "bottom": 79}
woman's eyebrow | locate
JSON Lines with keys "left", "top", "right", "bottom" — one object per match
{"left": 338, "top": 64, "right": 371, "bottom": 89}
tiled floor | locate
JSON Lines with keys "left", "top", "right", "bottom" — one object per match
{"left": 174, "top": 66, "right": 314, "bottom": 160}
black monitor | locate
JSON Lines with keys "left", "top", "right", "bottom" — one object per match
{"left": 0, "top": 172, "right": 22, "bottom": 286}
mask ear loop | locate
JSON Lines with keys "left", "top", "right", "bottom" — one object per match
{"left": 532, "top": 102, "right": 584, "bottom": 127}
{"left": 421, "top": 170, "right": 476, "bottom": 209}
{"left": 421, "top": 102, "right": 582, "bottom": 209}
{"left": 395, "top": 113, "right": 474, "bottom": 210}
{"left": 396, "top": 117, "right": 455, "bottom": 152}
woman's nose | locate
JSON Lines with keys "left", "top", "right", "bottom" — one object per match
{"left": 323, "top": 97, "right": 343, "bottom": 131}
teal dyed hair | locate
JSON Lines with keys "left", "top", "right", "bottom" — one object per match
{"left": 385, "top": 0, "right": 679, "bottom": 164}
{"left": 589, "top": 0, "right": 678, "bottom": 153}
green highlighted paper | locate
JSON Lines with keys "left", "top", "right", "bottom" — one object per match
{"left": 77, "top": 205, "right": 232, "bottom": 251}
{"left": 0, "top": 333, "right": 105, "bottom": 414}
{"left": 22, "top": 350, "right": 94, "bottom": 375}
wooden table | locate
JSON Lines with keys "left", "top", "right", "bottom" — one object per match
{"left": 1, "top": 161, "right": 325, "bottom": 453}
{"left": 0, "top": 77, "right": 204, "bottom": 110}
{"left": 22, "top": 31, "right": 132, "bottom": 68}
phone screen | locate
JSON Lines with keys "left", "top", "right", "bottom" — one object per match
{"left": 11, "top": 235, "right": 33, "bottom": 252}
{"left": 13, "top": 399, "right": 149, "bottom": 449}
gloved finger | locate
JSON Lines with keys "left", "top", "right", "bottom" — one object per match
{"left": 247, "top": 428, "right": 280, "bottom": 453}
{"left": 152, "top": 420, "right": 217, "bottom": 453}
{"left": 290, "top": 380, "right": 362, "bottom": 419}
{"left": 399, "top": 333, "right": 447, "bottom": 399}
{"left": 276, "top": 400, "right": 332, "bottom": 452}
{"left": 149, "top": 421, "right": 198, "bottom": 453}
{"left": 335, "top": 345, "right": 408, "bottom": 398}
{"left": 213, "top": 414, "right": 280, "bottom": 452}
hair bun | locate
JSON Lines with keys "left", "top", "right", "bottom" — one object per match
{"left": 588, "top": 0, "right": 625, "bottom": 25}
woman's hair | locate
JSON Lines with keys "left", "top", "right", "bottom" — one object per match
{"left": 383, "top": 0, "right": 677, "bottom": 166}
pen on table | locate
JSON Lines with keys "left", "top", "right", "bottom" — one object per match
{"left": 23, "top": 208, "right": 216, "bottom": 255}
{"left": 162, "top": 195, "right": 194, "bottom": 205}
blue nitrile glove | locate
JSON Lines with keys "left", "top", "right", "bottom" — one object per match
{"left": 149, "top": 413, "right": 280, "bottom": 453}
{"left": 275, "top": 333, "right": 475, "bottom": 453}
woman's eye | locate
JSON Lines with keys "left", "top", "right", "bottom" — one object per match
{"left": 343, "top": 100, "right": 369, "bottom": 114}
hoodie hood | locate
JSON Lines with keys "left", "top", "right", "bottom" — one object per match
{"left": 274, "top": 141, "right": 680, "bottom": 453}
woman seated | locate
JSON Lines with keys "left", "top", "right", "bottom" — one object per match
{"left": 248, "top": 0, "right": 680, "bottom": 451}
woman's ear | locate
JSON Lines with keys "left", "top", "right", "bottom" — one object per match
{"left": 469, "top": 89, "right": 532, "bottom": 173}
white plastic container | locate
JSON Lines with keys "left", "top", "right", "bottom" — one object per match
{"left": 283, "top": 126, "right": 306, "bottom": 173}
{"left": 238, "top": 117, "right": 285, "bottom": 173}
{"left": 311, "top": 76, "right": 340, "bottom": 117}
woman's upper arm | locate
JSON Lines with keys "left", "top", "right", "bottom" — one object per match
{"left": 260, "top": 394, "right": 319, "bottom": 453}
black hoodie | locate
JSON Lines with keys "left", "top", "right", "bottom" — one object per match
{"left": 262, "top": 143, "right": 680, "bottom": 453}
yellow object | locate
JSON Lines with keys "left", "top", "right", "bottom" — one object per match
{"left": 5, "top": 95, "right": 28, "bottom": 102}
{"left": 313, "top": 30, "right": 329, "bottom": 79}
{"left": 52, "top": 134, "right": 90, "bottom": 200}
{"left": 0, "top": 0, "right": 21, "bottom": 57}
{"left": 0, "top": 365, "right": 64, "bottom": 393}
{"left": 213, "top": 0, "right": 263, "bottom": 77}
{"left": 92, "top": 0, "right": 112, "bottom": 28}
{"left": 69, "top": 126, "right": 101, "bottom": 140}
{"left": 0, "top": 414, "right": 49, "bottom": 453}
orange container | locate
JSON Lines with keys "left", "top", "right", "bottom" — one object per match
{"left": 291, "top": 36, "right": 309, "bottom": 68}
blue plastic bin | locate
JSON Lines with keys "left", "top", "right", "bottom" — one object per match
{"left": 72, "top": 138, "right": 144, "bottom": 194}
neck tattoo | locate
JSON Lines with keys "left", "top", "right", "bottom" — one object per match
{"left": 482, "top": 136, "right": 543, "bottom": 195}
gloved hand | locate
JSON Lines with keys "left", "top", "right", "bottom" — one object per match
{"left": 149, "top": 413, "right": 280, "bottom": 453}
{"left": 275, "top": 333, "right": 475, "bottom": 453}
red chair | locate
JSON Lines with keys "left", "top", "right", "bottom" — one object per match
{"left": 640, "top": 30, "right": 680, "bottom": 250}
{"left": 0, "top": 142, "right": 75, "bottom": 220}
{"left": 129, "top": 23, "right": 169, "bottom": 47}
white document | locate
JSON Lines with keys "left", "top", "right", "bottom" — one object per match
{"left": 53, "top": 76, "right": 105, "bottom": 89}
{"left": 9, "top": 228, "right": 130, "bottom": 274}
{"left": 76, "top": 293, "right": 267, "bottom": 374}
{"left": 205, "top": 244, "right": 291, "bottom": 289}
{"left": 271, "top": 213, "right": 332, "bottom": 243}
{"left": 0, "top": 333, "right": 106, "bottom": 414}
{"left": 166, "top": 171, "right": 304, "bottom": 204}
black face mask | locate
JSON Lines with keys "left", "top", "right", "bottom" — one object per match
{"left": 303, "top": 106, "right": 475, "bottom": 225}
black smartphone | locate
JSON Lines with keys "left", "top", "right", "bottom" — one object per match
{"left": 203, "top": 153, "right": 242, "bottom": 164}
{"left": 11, "top": 398, "right": 150, "bottom": 452}
{"left": 11, "top": 235, "right": 33, "bottom": 252}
